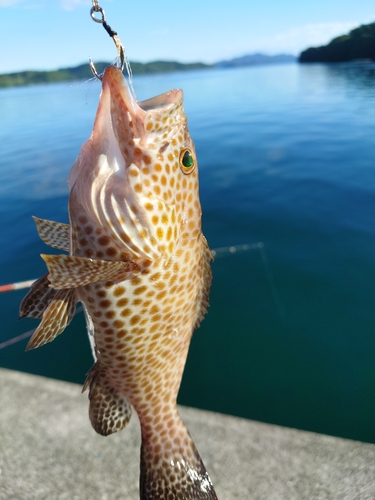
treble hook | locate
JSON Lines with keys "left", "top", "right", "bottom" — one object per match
{"left": 89, "top": 1, "right": 125, "bottom": 80}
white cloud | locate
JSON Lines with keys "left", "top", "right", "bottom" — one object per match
{"left": 281, "top": 22, "right": 358, "bottom": 48}
{"left": 267, "top": 22, "right": 360, "bottom": 55}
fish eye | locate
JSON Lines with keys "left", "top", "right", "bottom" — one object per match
{"left": 179, "top": 148, "right": 195, "bottom": 174}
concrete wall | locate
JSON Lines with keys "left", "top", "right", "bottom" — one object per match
{"left": 1, "top": 368, "right": 374, "bottom": 499}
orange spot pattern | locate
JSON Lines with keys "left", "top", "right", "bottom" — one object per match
{"left": 32, "top": 66, "right": 217, "bottom": 498}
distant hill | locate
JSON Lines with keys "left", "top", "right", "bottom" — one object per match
{"left": 0, "top": 53, "right": 298, "bottom": 89}
{"left": 0, "top": 60, "right": 211, "bottom": 89}
{"left": 216, "top": 53, "right": 296, "bottom": 68}
{"left": 299, "top": 22, "right": 375, "bottom": 63}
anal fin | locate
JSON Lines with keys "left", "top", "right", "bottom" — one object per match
{"left": 83, "top": 363, "right": 132, "bottom": 436}
{"left": 42, "top": 254, "right": 139, "bottom": 289}
{"left": 26, "top": 288, "right": 76, "bottom": 350}
{"left": 33, "top": 216, "right": 70, "bottom": 252}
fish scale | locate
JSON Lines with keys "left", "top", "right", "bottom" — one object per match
{"left": 20, "top": 65, "right": 217, "bottom": 499}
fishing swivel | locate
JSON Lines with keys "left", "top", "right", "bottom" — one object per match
{"left": 90, "top": 0, "right": 105, "bottom": 23}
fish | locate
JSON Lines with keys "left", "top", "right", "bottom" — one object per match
{"left": 20, "top": 65, "right": 217, "bottom": 499}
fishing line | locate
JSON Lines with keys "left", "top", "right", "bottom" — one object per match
{"left": 0, "top": 306, "right": 84, "bottom": 351}
{"left": 0, "top": 244, "right": 286, "bottom": 350}
{"left": 0, "top": 329, "right": 35, "bottom": 350}
{"left": 257, "top": 242, "right": 287, "bottom": 321}
{"left": 0, "top": 244, "right": 258, "bottom": 293}
{"left": 89, "top": 1, "right": 137, "bottom": 101}
{"left": 0, "top": 243, "right": 260, "bottom": 293}
{"left": 211, "top": 243, "right": 260, "bottom": 258}
{"left": 213, "top": 242, "right": 286, "bottom": 321}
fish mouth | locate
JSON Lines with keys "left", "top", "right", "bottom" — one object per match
{"left": 140, "top": 90, "right": 182, "bottom": 111}
{"left": 102, "top": 66, "right": 183, "bottom": 139}
{"left": 68, "top": 66, "right": 186, "bottom": 262}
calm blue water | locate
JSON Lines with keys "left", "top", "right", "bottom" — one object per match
{"left": 1, "top": 63, "right": 375, "bottom": 443}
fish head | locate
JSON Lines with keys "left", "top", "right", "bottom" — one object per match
{"left": 69, "top": 66, "right": 201, "bottom": 262}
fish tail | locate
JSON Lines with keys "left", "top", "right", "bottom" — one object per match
{"left": 139, "top": 414, "right": 218, "bottom": 499}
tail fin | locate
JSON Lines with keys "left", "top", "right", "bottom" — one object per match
{"left": 139, "top": 416, "right": 218, "bottom": 499}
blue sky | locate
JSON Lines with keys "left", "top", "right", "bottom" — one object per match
{"left": 1, "top": 0, "right": 375, "bottom": 73}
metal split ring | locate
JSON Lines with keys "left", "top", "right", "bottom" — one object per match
{"left": 90, "top": 6, "right": 106, "bottom": 24}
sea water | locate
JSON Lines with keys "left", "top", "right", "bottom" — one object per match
{"left": 1, "top": 62, "right": 375, "bottom": 443}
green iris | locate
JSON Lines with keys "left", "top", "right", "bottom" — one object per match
{"left": 181, "top": 149, "right": 194, "bottom": 169}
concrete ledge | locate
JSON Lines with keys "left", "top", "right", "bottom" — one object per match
{"left": 1, "top": 368, "right": 375, "bottom": 499}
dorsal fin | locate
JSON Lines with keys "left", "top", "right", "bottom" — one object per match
{"left": 33, "top": 216, "right": 70, "bottom": 252}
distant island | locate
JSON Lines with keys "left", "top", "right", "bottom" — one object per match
{"left": 0, "top": 61, "right": 211, "bottom": 89}
{"left": 216, "top": 53, "right": 296, "bottom": 68}
{"left": 299, "top": 21, "right": 375, "bottom": 63}
{"left": 0, "top": 53, "right": 296, "bottom": 89}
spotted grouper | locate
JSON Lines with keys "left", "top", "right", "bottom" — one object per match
{"left": 19, "top": 65, "right": 217, "bottom": 499}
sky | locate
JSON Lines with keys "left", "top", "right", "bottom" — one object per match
{"left": 1, "top": 0, "right": 375, "bottom": 73}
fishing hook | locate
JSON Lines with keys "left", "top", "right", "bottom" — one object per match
{"left": 89, "top": 1, "right": 125, "bottom": 80}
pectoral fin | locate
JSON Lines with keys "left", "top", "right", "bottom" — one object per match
{"left": 194, "top": 235, "right": 214, "bottom": 331}
{"left": 26, "top": 288, "right": 76, "bottom": 350}
{"left": 19, "top": 273, "right": 56, "bottom": 319}
{"left": 33, "top": 216, "right": 70, "bottom": 252}
{"left": 83, "top": 362, "right": 132, "bottom": 436}
{"left": 41, "top": 254, "right": 139, "bottom": 289}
